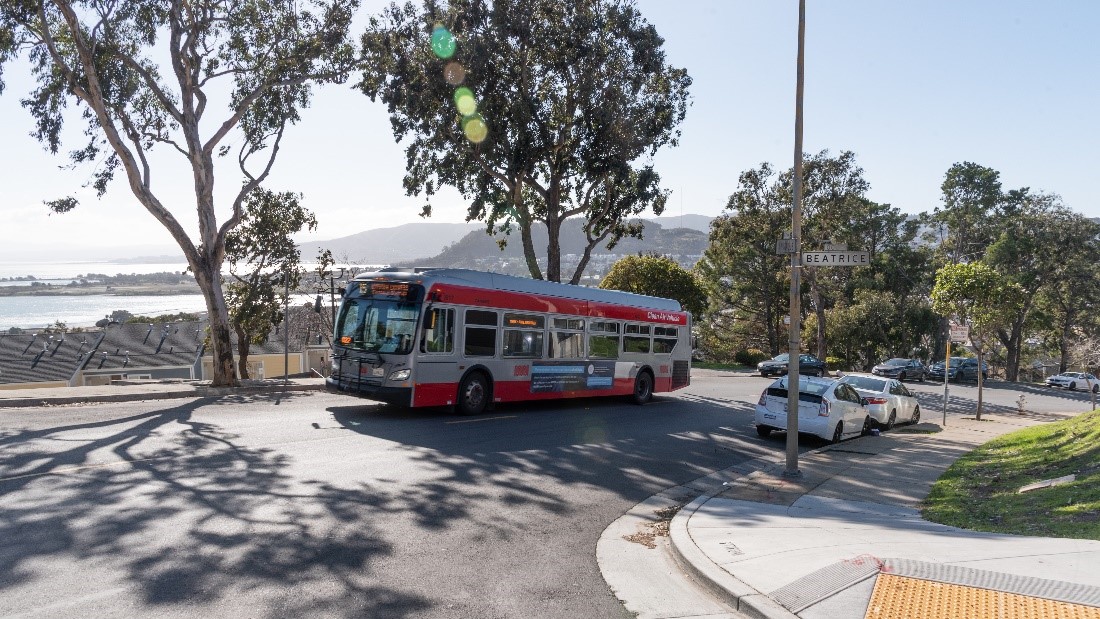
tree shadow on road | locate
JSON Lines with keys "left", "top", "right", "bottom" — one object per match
{"left": 0, "top": 395, "right": 430, "bottom": 618}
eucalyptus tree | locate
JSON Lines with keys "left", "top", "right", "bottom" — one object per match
{"left": 777, "top": 150, "right": 873, "bottom": 360}
{"left": 1030, "top": 211, "right": 1100, "bottom": 373}
{"left": 984, "top": 191, "right": 1086, "bottom": 380}
{"left": 928, "top": 162, "right": 1004, "bottom": 264}
{"left": 358, "top": 0, "right": 690, "bottom": 283}
{"left": 224, "top": 188, "right": 317, "bottom": 379}
{"left": 0, "top": 0, "right": 359, "bottom": 386}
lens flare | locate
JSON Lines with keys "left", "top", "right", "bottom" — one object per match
{"left": 462, "top": 114, "right": 488, "bottom": 143}
{"left": 430, "top": 26, "right": 456, "bottom": 59}
{"left": 453, "top": 87, "right": 477, "bottom": 115}
{"left": 444, "top": 61, "right": 466, "bottom": 85}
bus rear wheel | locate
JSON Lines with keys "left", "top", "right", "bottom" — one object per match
{"left": 631, "top": 370, "right": 654, "bottom": 405}
{"left": 457, "top": 372, "right": 489, "bottom": 416}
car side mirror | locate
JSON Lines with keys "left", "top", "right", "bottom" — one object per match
{"left": 860, "top": 397, "right": 869, "bottom": 406}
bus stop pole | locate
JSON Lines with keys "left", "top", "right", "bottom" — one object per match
{"left": 785, "top": 0, "right": 806, "bottom": 478}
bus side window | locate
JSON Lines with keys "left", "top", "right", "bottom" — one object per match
{"left": 420, "top": 308, "right": 455, "bottom": 354}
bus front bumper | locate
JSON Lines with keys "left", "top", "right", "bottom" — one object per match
{"left": 326, "top": 377, "right": 412, "bottom": 407}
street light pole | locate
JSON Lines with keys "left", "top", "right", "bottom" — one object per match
{"left": 785, "top": 0, "right": 807, "bottom": 478}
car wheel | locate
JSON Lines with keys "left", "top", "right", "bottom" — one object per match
{"left": 911, "top": 405, "right": 920, "bottom": 424}
{"left": 861, "top": 416, "right": 873, "bottom": 436}
{"left": 884, "top": 410, "right": 896, "bottom": 431}
{"left": 631, "top": 370, "right": 654, "bottom": 405}
{"left": 457, "top": 372, "right": 489, "bottom": 416}
{"left": 1093, "top": 384, "right": 1099, "bottom": 394}
{"left": 831, "top": 421, "right": 844, "bottom": 444}
{"left": 1069, "top": 381, "right": 1077, "bottom": 391}
{"left": 756, "top": 425, "right": 772, "bottom": 438}
{"left": 898, "top": 371, "right": 907, "bottom": 382}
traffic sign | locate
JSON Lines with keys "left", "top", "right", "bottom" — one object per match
{"left": 950, "top": 324, "right": 970, "bottom": 342}
{"left": 800, "top": 251, "right": 870, "bottom": 266}
{"left": 776, "top": 238, "right": 798, "bottom": 254}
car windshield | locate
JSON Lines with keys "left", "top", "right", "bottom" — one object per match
{"left": 842, "top": 376, "right": 888, "bottom": 392}
{"left": 885, "top": 358, "right": 908, "bottom": 366}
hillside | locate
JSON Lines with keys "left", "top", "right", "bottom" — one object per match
{"left": 398, "top": 218, "right": 709, "bottom": 279}
{"left": 297, "top": 222, "right": 480, "bottom": 264}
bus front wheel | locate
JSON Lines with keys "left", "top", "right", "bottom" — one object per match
{"left": 457, "top": 372, "right": 489, "bottom": 416}
{"left": 631, "top": 370, "right": 654, "bottom": 405}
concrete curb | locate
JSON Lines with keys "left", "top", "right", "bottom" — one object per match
{"left": 669, "top": 491, "right": 798, "bottom": 619}
{"left": 0, "top": 382, "right": 325, "bottom": 408}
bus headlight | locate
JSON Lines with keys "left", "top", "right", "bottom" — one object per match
{"left": 388, "top": 369, "right": 411, "bottom": 381}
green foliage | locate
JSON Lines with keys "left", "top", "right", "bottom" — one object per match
{"left": 734, "top": 348, "right": 769, "bottom": 367}
{"left": 41, "top": 320, "right": 68, "bottom": 334}
{"left": 923, "top": 410, "right": 1100, "bottom": 540}
{"left": 0, "top": 0, "right": 359, "bottom": 387}
{"left": 358, "top": 0, "right": 690, "bottom": 282}
{"left": 125, "top": 313, "right": 202, "bottom": 324}
{"left": 224, "top": 188, "right": 317, "bottom": 378}
{"left": 599, "top": 254, "right": 705, "bottom": 317}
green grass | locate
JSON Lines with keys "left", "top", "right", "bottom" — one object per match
{"left": 922, "top": 410, "right": 1100, "bottom": 540}
{"left": 692, "top": 361, "right": 751, "bottom": 371}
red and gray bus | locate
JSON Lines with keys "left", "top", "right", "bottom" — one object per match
{"left": 326, "top": 267, "right": 691, "bottom": 414}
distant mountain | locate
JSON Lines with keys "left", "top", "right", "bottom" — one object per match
{"left": 645, "top": 214, "right": 713, "bottom": 233}
{"left": 297, "top": 222, "right": 480, "bottom": 264}
{"left": 299, "top": 215, "right": 713, "bottom": 267}
{"left": 397, "top": 218, "right": 709, "bottom": 279}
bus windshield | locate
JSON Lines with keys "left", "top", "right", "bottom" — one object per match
{"left": 336, "top": 297, "right": 420, "bottom": 355}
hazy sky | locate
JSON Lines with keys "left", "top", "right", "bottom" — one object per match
{"left": 0, "top": 1, "right": 1095, "bottom": 261}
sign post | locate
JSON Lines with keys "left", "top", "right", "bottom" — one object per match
{"left": 943, "top": 324, "right": 969, "bottom": 424}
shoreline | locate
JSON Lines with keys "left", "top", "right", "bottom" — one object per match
{"left": 0, "top": 283, "right": 202, "bottom": 297}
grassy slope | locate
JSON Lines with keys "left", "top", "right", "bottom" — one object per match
{"left": 922, "top": 410, "right": 1100, "bottom": 540}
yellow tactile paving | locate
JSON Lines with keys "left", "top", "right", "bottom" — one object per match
{"left": 865, "top": 574, "right": 1100, "bottom": 619}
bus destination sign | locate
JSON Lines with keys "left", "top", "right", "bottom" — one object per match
{"left": 360, "top": 281, "right": 412, "bottom": 298}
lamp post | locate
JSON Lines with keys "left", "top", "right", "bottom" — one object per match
{"left": 785, "top": 0, "right": 807, "bottom": 478}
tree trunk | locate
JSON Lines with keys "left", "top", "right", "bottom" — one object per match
{"left": 513, "top": 179, "right": 543, "bottom": 280}
{"left": 193, "top": 259, "right": 239, "bottom": 387}
{"left": 1058, "top": 310, "right": 1073, "bottom": 373}
{"left": 545, "top": 217, "right": 563, "bottom": 283}
{"left": 235, "top": 323, "right": 251, "bottom": 379}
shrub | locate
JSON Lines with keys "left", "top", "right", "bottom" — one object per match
{"left": 734, "top": 348, "right": 769, "bottom": 366}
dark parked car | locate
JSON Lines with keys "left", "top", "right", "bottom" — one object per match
{"left": 871, "top": 358, "right": 926, "bottom": 382}
{"left": 927, "top": 357, "right": 988, "bottom": 382}
{"left": 758, "top": 353, "right": 827, "bottom": 377}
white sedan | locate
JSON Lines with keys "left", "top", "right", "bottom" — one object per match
{"left": 837, "top": 373, "right": 920, "bottom": 430}
{"left": 1046, "top": 372, "right": 1099, "bottom": 392}
{"left": 754, "top": 376, "right": 872, "bottom": 443}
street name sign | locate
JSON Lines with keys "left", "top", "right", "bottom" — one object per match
{"left": 800, "top": 251, "right": 870, "bottom": 266}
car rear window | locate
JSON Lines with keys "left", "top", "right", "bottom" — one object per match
{"left": 765, "top": 387, "right": 824, "bottom": 404}
{"left": 845, "top": 376, "right": 887, "bottom": 391}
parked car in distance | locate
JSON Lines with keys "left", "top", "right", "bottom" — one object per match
{"left": 758, "top": 353, "right": 827, "bottom": 378}
{"left": 927, "top": 357, "right": 988, "bottom": 382}
{"left": 1046, "top": 372, "right": 1099, "bottom": 392}
{"left": 838, "top": 373, "right": 920, "bottom": 429}
{"left": 871, "top": 358, "right": 926, "bottom": 382}
{"left": 754, "top": 375, "right": 872, "bottom": 443}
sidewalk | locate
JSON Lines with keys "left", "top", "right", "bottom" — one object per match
{"left": 670, "top": 415, "right": 1100, "bottom": 619}
{"left": 0, "top": 377, "right": 326, "bottom": 408}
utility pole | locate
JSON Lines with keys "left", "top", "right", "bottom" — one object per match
{"left": 785, "top": 0, "right": 807, "bottom": 478}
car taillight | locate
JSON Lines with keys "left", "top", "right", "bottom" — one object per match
{"left": 758, "top": 391, "right": 767, "bottom": 405}
{"left": 866, "top": 397, "right": 888, "bottom": 405}
{"left": 818, "top": 400, "right": 830, "bottom": 417}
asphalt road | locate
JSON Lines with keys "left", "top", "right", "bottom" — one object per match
{"left": 0, "top": 372, "right": 1089, "bottom": 618}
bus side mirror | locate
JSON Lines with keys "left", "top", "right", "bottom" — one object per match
{"left": 313, "top": 295, "right": 323, "bottom": 313}
{"left": 337, "top": 287, "right": 346, "bottom": 296}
